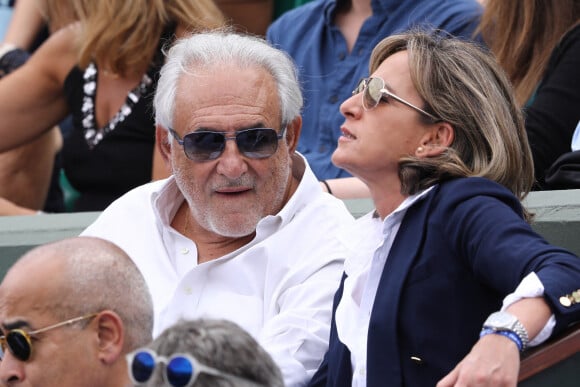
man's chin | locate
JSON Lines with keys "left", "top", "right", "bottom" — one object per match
{"left": 207, "top": 215, "right": 260, "bottom": 238}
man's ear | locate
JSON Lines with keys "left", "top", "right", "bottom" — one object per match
{"left": 284, "top": 116, "right": 302, "bottom": 154}
{"left": 156, "top": 125, "right": 172, "bottom": 167}
{"left": 415, "top": 121, "right": 454, "bottom": 157}
{"left": 94, "top": 311, "right": 125, "bottom": 365}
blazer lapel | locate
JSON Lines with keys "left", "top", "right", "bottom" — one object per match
{"left": 366, "top": 191, "right": 435, "bottom": 386}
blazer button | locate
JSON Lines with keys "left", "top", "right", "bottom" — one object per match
{"left": 559, "top": 289, "right": 580, "bottom": 307}
{"left": 410, "top": 356, "right": 423, "bottom": 365}
{"left": 560, "top": 296, "right": 572, "bottom": 307}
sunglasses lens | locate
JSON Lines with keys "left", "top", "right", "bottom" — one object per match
{"left": 6, "top": 331, "right": 32, "bottom": 361}
{"left": 364, "top": 77, "right": 384, "bottom": 109}
{"left": 183, "top": 132, "right": 226, "bottom": 161}
{"left": 131, "top": 351, "right": 156, "bottom": 383}
{"left": 181, "top": 129, "right": 281, "bottom": 161}
{"left": 353, "top": 79, "right": 366, "bottom": 96}
{"left": 237, "top": 129, "right": 279, "bottom": 159}
{"left": 167, "top": 356, "right": 194, "bottom": 387}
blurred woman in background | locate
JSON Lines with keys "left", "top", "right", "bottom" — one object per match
{"left": 0, "top": 0, "right": 225, "bottom": 212}
{"left": 477, "top": 0, "right": 580, "bottom": 189}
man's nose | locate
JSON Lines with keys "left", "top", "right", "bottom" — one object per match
{"left": 215, "top": 139, "right": 249, "bottom": 179}
{"left": 0, "top": 351, "right": 26, "bottom": 385}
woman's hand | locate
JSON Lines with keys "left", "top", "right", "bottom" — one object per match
{"left": 437, "top": 333, "right": 520, "bottom": 387}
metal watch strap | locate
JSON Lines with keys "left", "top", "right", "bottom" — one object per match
{"left": 483, "top": 311, "right": 530, "bottom": 351}
{"left": 509, "top": 318, "right": 529, "bottom": 351}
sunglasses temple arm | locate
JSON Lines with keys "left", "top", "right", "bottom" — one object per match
{"left": 383, "top": 89, "right": 438, "bottom": 120}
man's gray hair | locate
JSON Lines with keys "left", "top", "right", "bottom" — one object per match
{"left": 141, "top": 318, "right": 284, "bottom": 387}
{"left": 154, "top": 29, "right": 303, "bottom": 130}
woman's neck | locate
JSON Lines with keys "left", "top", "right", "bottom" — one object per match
{"left": 364, "top": 175, "right": 407, "bottom": 220}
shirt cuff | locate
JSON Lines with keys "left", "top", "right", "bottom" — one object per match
{"left": 501, "top": 272, "right": 555, "bottom": 347}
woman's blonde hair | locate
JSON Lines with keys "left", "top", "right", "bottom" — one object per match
{"left": 476, "top": 0, "right": 580, "bottom": 106}
{"left": 370, "top": 30, "right": 534, "bottom": 214}
{"left": 52, "top": 0, "right": 225, "bottom": 76}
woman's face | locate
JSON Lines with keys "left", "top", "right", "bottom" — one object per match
{"left": 332, "top": 50, "right": 432, "bottom": 186}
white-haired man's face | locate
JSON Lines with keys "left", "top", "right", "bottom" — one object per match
{"left": 166, "top": 64, "right": 297, "bottom": 238}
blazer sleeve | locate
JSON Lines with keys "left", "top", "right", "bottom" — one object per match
{"left": 440, "top": 181, "right": 580, "bottom": 334}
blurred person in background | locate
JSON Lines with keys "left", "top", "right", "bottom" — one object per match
{"left": 0, "top": 0, "right": 75, "bottom": 215}
{"left": 477, "top": 0, "right": 580, "bottom": 189}
{"left": 0, "top": 0, "right": 225, "bottom": 212}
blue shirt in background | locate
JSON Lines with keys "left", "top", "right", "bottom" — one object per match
{"left": 267, "top": 0, "right": 483, "bottom": 179}
{"left": 0, "top": 0, "right": 13, "bottom": 41}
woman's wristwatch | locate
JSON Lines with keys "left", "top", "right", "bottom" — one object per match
{"left": 481, "top": 311, "right": 529, "bottom": 352}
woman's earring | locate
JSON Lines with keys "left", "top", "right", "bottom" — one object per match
{"left": 417, "top": 146, "right": 424, "bottom": 153}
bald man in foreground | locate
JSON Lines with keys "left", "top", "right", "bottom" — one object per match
{"left": 0, "top": 236, "right": 153, "bottom": 386}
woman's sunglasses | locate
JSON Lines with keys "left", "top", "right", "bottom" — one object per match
{"left": 0, "top": 313, "right": 97, "bottom": 361}
{"left": 168, "top": 127, "right": 286, "bottom": 162}
{"left": 126, "top": 348, "right": 262, "bottom": 387}
{"left": 353, "top": 77, "right": 440, "bottom": 121}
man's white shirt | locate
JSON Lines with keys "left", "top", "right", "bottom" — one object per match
{"left": 82, "top": 154, "right": 354, "bottom": 386}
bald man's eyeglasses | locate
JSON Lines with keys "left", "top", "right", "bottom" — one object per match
{"left": 168, "top": 127, "right": 286, "bottom": 162}
{"left": 353, "top": 77, "right": 440, "bottom": 121}
{"left": 0, "top": 313, "right": 98, "bottom": 361}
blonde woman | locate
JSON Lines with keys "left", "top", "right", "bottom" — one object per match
{"left": 0, "top": 0, "right": 225, "bottom": 211}
{"left": 309, "top": 30, "right": 580, "bottom": 387}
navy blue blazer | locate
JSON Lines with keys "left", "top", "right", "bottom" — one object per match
{"left": 309, "top": 177, "right": 580, "bottom": 387}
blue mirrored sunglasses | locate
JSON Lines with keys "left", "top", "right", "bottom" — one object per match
{"left": 126, "top": 348, "right": 263, "bottom": 387}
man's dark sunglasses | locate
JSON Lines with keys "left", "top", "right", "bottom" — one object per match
{"left": 168, "top": 127, "right": 286, "bottom": 162}
{"left": 0, "top": 313, "right": 97, "bottom": 361}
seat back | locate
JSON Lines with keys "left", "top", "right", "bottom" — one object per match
{"left": 519, "top": 323, "right": 580, "bottom": 386}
